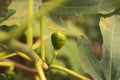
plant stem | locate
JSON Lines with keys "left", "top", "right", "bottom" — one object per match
{"left": 40, "top": 16, "right": 45, "bottom": 62}
{"left": 50, "top": 64, "right": 90, "bottom": 80}
{"left": 7, "top": 39, "right": 48, "bottom": 80}
{"left": 7, "top": 39, "right": 48, "bottom": 70}
{"left": 0, "top": 53, "right": 17, "bottom": 60}
{"left": 35, "top": 59, "right": 46, "bottom": 80}
{"left": 2, "top": 59, "right": 38, "bottom": 75}
{"left": 35, "top": 75, "right": 41, "bottom": 80}
{"left": 0, "top": 52, "right": 31, "bottom": 61}
{"left": 8, "top": 39, "right": 41, "bottom": 63}
{"left": 49, "top": 50, "right": 58, "bottom": 65}
{"left": 0, "top": 62, "right": 14, "bottom": 70}
{"left": 27, "top": 24, "right": 33, "bottom": 46}
{"left": 0, "top": 52, "right": 31, "bottom": 62}
{"left": 17, "top": 52, "right": 31, "bottom": 61}
{"left": 27, "top": 0, "right": 34, "bottom": 46}
{"left": 32, "top": 38, "right": 41, "bottom": 50}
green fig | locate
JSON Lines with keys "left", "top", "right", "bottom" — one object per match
{"left": 51, "top": 32, "right": 66, "bottom": 50}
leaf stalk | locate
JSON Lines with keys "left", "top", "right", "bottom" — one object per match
{"left": 39, "top": 15, "right": 45, "bottom": 62}
{"left": 27, "top": 0, "right": 34, "bottom": 46}
{"left": 50, "top": 64, "right": 90, "bottom": 80}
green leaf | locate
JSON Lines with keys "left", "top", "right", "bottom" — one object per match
{"left": 48, "top": 15, "right": 65, "bottom": 26}
{"left": 77, "top": 15, "right": 120, "bottom": 80}
{"left": 0, "top": 0, "right": 15, "bottom": 24}
{"left": 43, "top": 0, "right": 120, "bottom": 26}
{"left": 77, "top": 36, "right": 103, "bottom": 80}
{"left": 45, "top": 0, "right": 120, "bottom": 15}
{"left": 0, "top": 9, "right": 16, "bottom": 23}
{"left": 65, "top": 21, "right": 84, "bottom": 37}
{"left": 99, "top": 15, "right": 120, "bottom": 80}
{"left": 1, "top": 0, "right": 39, "bottom": 25}
{"left": 0, "top": 73, "right": 8, "bottom": 80}
{"left": 0, "top": 0, "right": 28, "bottom": 25}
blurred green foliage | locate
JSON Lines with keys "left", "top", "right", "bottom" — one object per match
{"left": 0, "top": 73, "right": 8, "bottom": 80}
{"left": 0, "top": 0, "right": 120, "bottom": 80}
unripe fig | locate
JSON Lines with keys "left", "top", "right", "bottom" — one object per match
{"left": 51, "top": 32, "right": 66, "bottom": 50}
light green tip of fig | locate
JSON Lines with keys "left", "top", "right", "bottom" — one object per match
{"left": 51, "top": 32, "right": 66, "bottom": 50}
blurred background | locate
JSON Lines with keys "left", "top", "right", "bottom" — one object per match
{"left": 0, "top": 0, "right": 103, "bottom": 80}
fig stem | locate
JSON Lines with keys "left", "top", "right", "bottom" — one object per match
{"left": 49, "top": 50, "right": 59, "bottom": 65}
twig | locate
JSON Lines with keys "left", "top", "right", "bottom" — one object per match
{"left": 35, "top": 59, "right": 46, "bottom": 80}
{"left": 1, "top": 59, "right": 38, "bottom": 75}
{"left": 40, "top": 16, "right": 45, "bottom": 62}
{"left": 50, "top": 64, "right": 90, "bottom": 80}
{"left": 27, "top": 0, "right": 34, "bottom": 46}
{"left": 8, "top": 39, "right": 40, "bottom": 63}
{"left": 7, "top": 39, "right": 48, "bottom": 80}
{"left": 49, "top": 50, "right": 58, "bottom": 65}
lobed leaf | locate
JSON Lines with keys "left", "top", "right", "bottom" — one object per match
{"left": 78, "top": 15, "right": 120, "bottom": 80}
{"left": 43, "top": 0, "right": 120, "bottom": 26}
{"left": 100, "top": 15, "right": 120, "bottom": 80}
{"left": 44, "top": 0, "right": 120, "bottom": 15}
{"left": 77, "top": 36, "right": 103, "bottom": 80}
